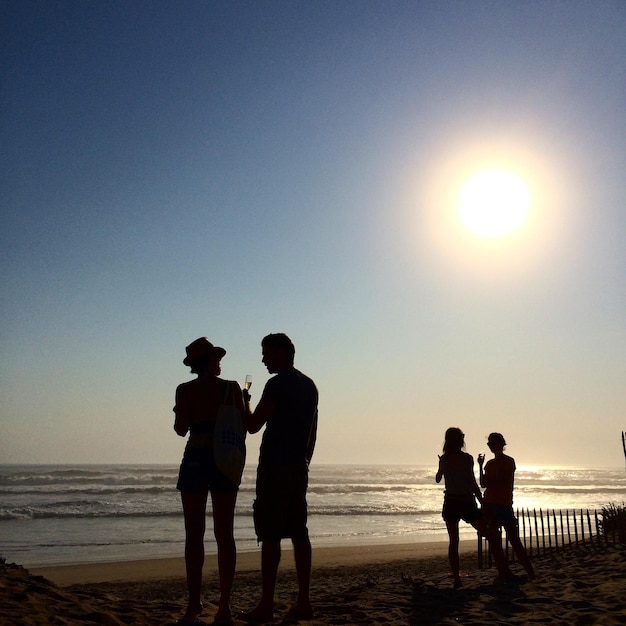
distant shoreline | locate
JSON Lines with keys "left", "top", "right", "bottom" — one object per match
{"left": 1, "top": 462, "right": 623, "bottom": 469}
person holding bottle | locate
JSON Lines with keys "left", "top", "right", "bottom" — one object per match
{"left": 478, "top": 432, "right": 536, "bottom": 581}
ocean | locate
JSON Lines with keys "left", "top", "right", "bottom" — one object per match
{"left": 1, "top": 464, "right": 625, "bottom": 568}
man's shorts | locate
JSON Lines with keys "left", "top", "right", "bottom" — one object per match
{"left": 253, "top": 464, "right": 309, "bottom": 542}
{"left": 442, "top": 495, "right": 482, "bottom": 524}
{"left": 484, "top": 503, "right": 518, "bottom": 528}
{"left": 176, "top": 446, "right": 238, "bottom": 494}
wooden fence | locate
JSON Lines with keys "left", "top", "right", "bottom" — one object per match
{"left": 477, "top": 508, "right": 616, "bottom": 569}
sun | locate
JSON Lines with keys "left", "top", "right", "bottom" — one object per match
{"left": 457, "top": 170, "right": 530, "bottom": 238}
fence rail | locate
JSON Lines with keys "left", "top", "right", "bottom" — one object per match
{"left": 477, "top": 508, "right": 618, "bottom": 569}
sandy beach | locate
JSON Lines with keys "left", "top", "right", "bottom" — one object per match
{"left": 1, "top": 540, "right": 624, "bottom": 625}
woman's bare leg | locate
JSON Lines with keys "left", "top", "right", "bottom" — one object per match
{"left": 445, "top": 520, "right": 462, "bottom": 587}
{"left": 181, "top": 491, "right": 208, "bottom": 621}
{"left": 211, "top": 490, "right": 237, "bottom": 621}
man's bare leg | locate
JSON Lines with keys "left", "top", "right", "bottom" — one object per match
{"left": 291, "top": 536, "right": 313, "bottom": 617}
{"left": 243, "top": 540, "right": 280, "bottom": 622}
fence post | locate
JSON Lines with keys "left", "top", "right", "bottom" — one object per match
{"left": 594, "top": 510, "right": 603, "bottom": 547}
{"left": 546, "top": 509, "right": 552, "bottom": 551}
{"left": 477, "top": 507, "right": 601, "bottom": 570}
{"left": 566, "top": 510, "right": 571, "bottom": 546}
{"left": 553, "top": 510, "right": 558, "bottom": 551}
{"left": 533, "top": 509, "right": 540, "bottom": 556}
{"left": 580, "top": 509, "right": 585, "bottom": 545}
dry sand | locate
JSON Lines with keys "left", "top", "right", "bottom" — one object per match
{"left": 2, "top": 540, "right": 625, "bottom": 625}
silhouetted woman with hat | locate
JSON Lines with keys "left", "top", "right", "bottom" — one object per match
{"left": 174, "top": 337, "right": 245, "bottom": 624}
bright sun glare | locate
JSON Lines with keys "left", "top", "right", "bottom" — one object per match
{"left": 457, "top": 170, "right": 530, "bottom": 238}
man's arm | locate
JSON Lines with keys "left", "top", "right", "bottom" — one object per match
{"left": 244, "top": 391, "right": 275, "bottom": 434}
{"left": 477, "top": 454, "right": 487, "bottom": 487}
{"left": 305, "top": 410, "right": 318, "bottom": 465}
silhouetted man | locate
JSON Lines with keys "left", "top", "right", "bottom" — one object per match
{"left": 242, "top": 333, "right": 318, "bottom": 622}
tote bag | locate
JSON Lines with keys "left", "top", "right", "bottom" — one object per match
{"left": 214, "top": 381, "right": 246, "bottom": 486}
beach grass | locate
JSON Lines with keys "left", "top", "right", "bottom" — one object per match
{"left": 599, "top": 502, "right": 626, "bottom": 543}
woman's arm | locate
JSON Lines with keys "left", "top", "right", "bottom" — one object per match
{"left": 173, "top": 386, "right": 189, "bottom": 437}
{"left": 469, "top": 456, "right": 484, "bottom": 504}
{"left": 435, "top": 455, "right": 444, "bottom": 483}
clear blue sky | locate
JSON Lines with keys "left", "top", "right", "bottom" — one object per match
{"left": 2, "top": 1, "right": 625, "bottom": 467}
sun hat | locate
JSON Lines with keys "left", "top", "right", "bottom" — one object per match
{"left": 183, "top": 337, "right": 226, "bottom": 366}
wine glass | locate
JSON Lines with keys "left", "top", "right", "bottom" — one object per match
{"left": 244, "top": 375, "right": 253, "bottom": 391}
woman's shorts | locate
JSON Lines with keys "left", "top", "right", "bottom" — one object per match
{"left": 176, "top": 447, "right": 238, "bottom": 494}
{"left": 484, "top": 503, "right": 518, "bottom": 527}
{"left": 442, "top": 496, "right": 482, "bottom": 524}
{"left": 253, "top": 464, "right": 309, "bottom": 542}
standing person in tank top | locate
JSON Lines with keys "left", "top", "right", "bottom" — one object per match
{"left": 478, "top": 432, "right": 535, "bottom": 581}
{"left": 173, "top": 337, "right": 246, "bottom": 625}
